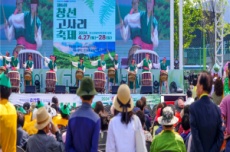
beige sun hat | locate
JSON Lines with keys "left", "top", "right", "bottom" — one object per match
{"left": 113, "top": 84, "right": 134, "bottom": 112}
{"left": 158, "top": 106, "right": 179, "bottom": 126}
{"left": 35, "top": 107, "right": 52, "bottom": 130}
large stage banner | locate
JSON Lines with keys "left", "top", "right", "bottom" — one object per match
{"left": 53, "top": 0, "right": 116, "bottom": 69}
{"left": 116, "top": 0, "right": 170, "bottom": 68}
{"left": 10, "top": 93, "right": 161, "bottom": 108}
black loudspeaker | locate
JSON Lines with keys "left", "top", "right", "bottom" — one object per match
{"left": 140, "top": 86, "right": 153, "bottom": 94}
{"left": 112, "top": 86, "right": 119, "bottom": 94}
{"left": 69, "top": 87, "right": 78, "bottom": 94}
{"left": 25, "top": 85, "right": 36, "bottom": 93}
{"left": 55, "top": 85, "right": 66, "bottom": 94}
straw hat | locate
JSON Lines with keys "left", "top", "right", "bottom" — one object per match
{"left": 158, "top": 107, "right": 178, "bottom": 126}
{"left": 113, "top": 84, "right": 134, "bottom": 112}
{"left": 35, "top": 107, "right": 51, "bottom": 130}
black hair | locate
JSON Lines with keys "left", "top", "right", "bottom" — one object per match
{"left": 187, "top": 90, "right": 192, "bottom": 97}
{"left": 182, "top": 114, "right": 190, "bottom": 131}
{"left": 81, "top": 95, "right": 94, "bottom": 101}
{"left": 136, "top": 111, "right": 145, "bottom": 127}
{"left": 52, "top": 96, "right": 58, "bottom": 104}
{"left": 164, "top": 125, "right": 173, "bottom": 128}
{"left": 136, "top": 100, "right": 144, "bottom": 111}
{"left": 100, "top": 115, "right": 109, "bottom": 131}
{"left": 214, "top": 78, "right": 223, "bottom": 96}
{"left": 183, "top": 105, "right": 190, "bottom": 115}
{"left": 17, "top": 112, "right": 25, "bottom": 128}
{"left": 94, "top": 101, "right": 104, "bottom": 114}
{"left": 0, "top": 86, "right": 12, "bottom": 99}
{"left": 140, "top": 96, "right": 147, "bottom": 107}
{"left": 121, "top": 111, "right": 133, "bottom": 125}
{"left": 198, "top": 71, "right": 213, "bottom": 94}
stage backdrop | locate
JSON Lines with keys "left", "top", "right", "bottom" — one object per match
{"left": 0, "top": 0, "right": 181, "bottom": 93}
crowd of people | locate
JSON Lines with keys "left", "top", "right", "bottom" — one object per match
{"left": 0, "top": 71, "right": 230, "bottom": 152}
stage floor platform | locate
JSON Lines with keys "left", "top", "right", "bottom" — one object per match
{"left": 10, "top": 93, "right": 186, "bottom": 107}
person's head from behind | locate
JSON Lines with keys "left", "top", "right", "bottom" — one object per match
{"left": 158, "top": 106, "right": 178, "bottom": 130}
{"left": 60, "top": 104, "right": 70, "bottom": 119}
{"left": 176, "top": 97, "right": 184, "bottom": 111}
{"left": 17, "top": 112, "right": 25, "bottom": 128}
{"left": 52, "top": 96, "right": 59, "bottom": 106}
{"left": 136, "top": 111, "right": 145, "bottom": 128}
{"left": 196, "top": 71, "right": 213, "bottom": 98}
{"left": 35, "top": 107, "right": 52, "bottom": 133}
{"left": 113, "top": 84, "right": 134, "bottom": 124}
{"left": 135, "top": 100, "right": 143, "bottom": 110}
{"left": 187, "top": 90, "right": 192, "bottom": 98}
{"left": 214, "top": 77, "right": 223, "bottom": 96}
{"left": 0, "top": 73, "right": 12, "bottom": 100}
{"left": 181, "top": 114, "right": 190, "bottom": 131}
{"left": 94, "top": 101, "right": 104, "bottom": 114}
{"left": 23, "top": 102, "right": 31, "bottom": 114}
{"left": 77, "top": 77, "right": 97, "bottom": 104}
{"left": 140, "top": 96, "right": 147, "bottom": 107}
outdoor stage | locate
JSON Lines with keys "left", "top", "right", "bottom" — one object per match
{"left": 10, "top": 93, "right": 186, "bottom": 108}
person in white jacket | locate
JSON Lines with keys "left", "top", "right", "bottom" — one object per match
{"left": 106, "top": 84, "right": 147, "bottom": 152}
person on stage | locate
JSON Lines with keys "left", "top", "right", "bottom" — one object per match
{"left": 4, "top": 0, "right": 25, "bottom": 46}
{"left": 5, "top": 0, "right": 42, "bottom": 50}
{"left": 72, "top": 58, "right": 85, "bottom": 87}
{"left": 44, "top": 55, "right": 57, "bottom": 72}
{"left": 127, "top": 59, "right": 139, "bottom": 93}
{"left": 108, "top": 50, "right": 119, "bottom": 91}
{"left": 9, "top": 51, "right": 20, "bottom": 71}
{"left": 23, "top": 54, "right": 34, "bottom": 85}
{"left": 120, "top": 0, "right": 142, "bottom": 64}
{"left": 0, "top": 52, "right": 11, "bottom": 74}
{"left": 137, "top": 53, "right": 152, "bottom": 72}
{"left": 120, "top": 0, "right": 158, "bottom": 51}
{"left": 90, "top": 54, "right": 106, "bottom": 72}
{"left": 159, "top": 57, "right": 168, "bottom": 94}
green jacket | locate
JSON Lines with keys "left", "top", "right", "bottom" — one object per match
{"left": 24, "top": 11, "right": 41, "bottom": 44}
{"left": 98, "top": 60, "right": 106, "bottom": 67}
{"left": 78, "top": 63, "right": 84, "bottom": 70}
{"left": 140, "top": 11, "right": 158, "bottom": 44}
{"left": 160, "top": 62, "right": 167, "bottom": 70}
{"left": 48, "top": 61, "right": 56, "bottom": 70}
{"left": 26, "top": 60, "right": 33, "bottom": 69}
{"left": 11, "top": 56, "right": 19, "bottom": 68}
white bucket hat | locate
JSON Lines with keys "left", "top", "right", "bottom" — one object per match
{"left": 158, "top": 107, "right": 178, "bottom": 126}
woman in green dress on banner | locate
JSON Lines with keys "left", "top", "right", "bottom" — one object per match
{"left": 127, "top": 59, "right": 139, "bottom": 93}
{"left": 108, "top": 50, "right": 119, "bottom": 91}
{"left": 72, "top": 58, "right": 85, "bottom": 87}
{"left": 3, "top": 51, "right": 20, "bottom": 71}
{"left": 23, "top": 54, "right": 34, "bottom": 86}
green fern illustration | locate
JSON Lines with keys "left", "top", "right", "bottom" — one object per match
{"left": 82, "top": 0, "right": 94, "bottom": 12}
{"left": 99, "top": 0, "right": 115, "bottom": 26}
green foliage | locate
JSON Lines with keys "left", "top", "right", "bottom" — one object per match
{"left": 22, "top": 0, "right": 53, "bottom": 40}
{"left": 174, "top": 0, "right": 203, "bottom": 57}
{"left": 99, "top": 0, "right": 115, "bottom": 26}
{"left": 82, "top": 0, "right": 94, "bottom": 12}
{"left": 54, "top": 47, "right": 115, "bottom": 69}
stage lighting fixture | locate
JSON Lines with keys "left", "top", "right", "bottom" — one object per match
{"left": 153, "top": 81, "right": 159, "bottom": 93}
{"left": 34, "top": 80, "right": 40, "bottom": 93}
{"left": 174, "top": 59, "right": 179, "bottom": 69}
